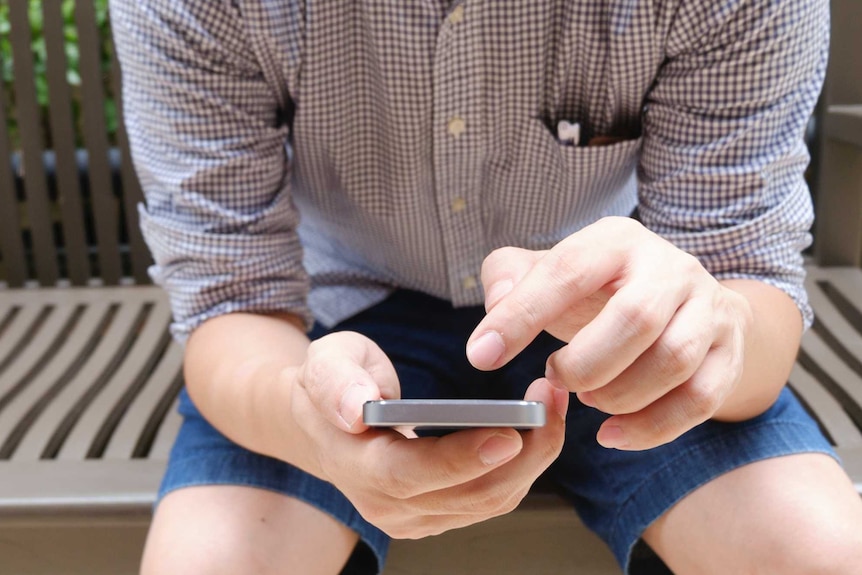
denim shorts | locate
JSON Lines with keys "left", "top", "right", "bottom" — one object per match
{"left": 159, "top": 290, "right": 837, "bottom": 574}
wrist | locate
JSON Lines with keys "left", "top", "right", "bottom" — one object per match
{"left": 712, "top": 279, "right": 798, "bottom": 422}
{"left": 183, "top": 310, "right": 318, "bottom": 469}
{"left": 270, "top": 365, "right": 328, "bottom": 478}
{"left": 240, "top": 359, "right": 315, "bottom": 468}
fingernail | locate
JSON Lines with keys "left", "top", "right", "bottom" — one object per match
{"left": 478, "top": 433, "right": 521, "bottom": 465}
{"left": 598, "top": 425, "right": 629, "bottom": 449}
{"left": 577, "top": 391, "right": 596, "bottom": 408}
{"left": 338, "top": 382, "right": 372, "bottom": 429}
{"left": 467, "top": 331, "right": 506, "bottom": 369}
{"left": 485, "top": 279, "right": 514, "bottom": 311}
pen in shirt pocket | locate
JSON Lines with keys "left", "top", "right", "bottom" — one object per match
{"left": 556, "top": 120, "right": 581, "bottom": 146}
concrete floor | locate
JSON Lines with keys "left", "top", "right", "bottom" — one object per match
{"left": 0, "top": 506, "right": 621, "bottom": 574}
{"left": 385, "top": 507, "right": 622, "bottom": 575}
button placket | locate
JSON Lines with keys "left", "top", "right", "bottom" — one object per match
{"left": 432, "top": 0, "right": 487, "bottom": 305}
{"left": 447, "top": 116, "right": 466, "bottom": 138}
{"left": 448, "top": 5, "right": 465, "bottom": 24}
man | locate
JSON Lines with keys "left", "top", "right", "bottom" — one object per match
{"left": 111, "top": 0, "right": 862, "bottom": 573}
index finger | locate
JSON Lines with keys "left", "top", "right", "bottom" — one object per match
{"left": 466, "top": 227, "right": 626, "bottom": 370}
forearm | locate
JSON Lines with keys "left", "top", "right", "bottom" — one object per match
{"left": 184, "top": 311, "right": 317, "bottom": 471}
{"left": 713, "top": 279, "right": 804, "bottom": 421}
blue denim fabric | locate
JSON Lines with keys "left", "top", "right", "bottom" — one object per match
{"left": 158, "top": 290, "right": 837, "bottom": 574}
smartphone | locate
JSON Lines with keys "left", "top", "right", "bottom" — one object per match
{"left": 363, "top": 399, "right": 546, "bottom": 429}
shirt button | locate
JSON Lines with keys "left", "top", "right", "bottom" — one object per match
{"left": 451, "top": 197, "right": 467, "bottom": 213}
{"left": 462, "top": 275, "right": 478, "bottom": 290}
{"left": 447, "top": 117, "right": 466, "bottom": 138}
{"left": 449, "top": 5, "right": 465, "bottom": 24}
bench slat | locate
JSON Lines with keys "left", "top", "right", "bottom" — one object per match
{"left": 808, "top": 266, "right": 862, "bottom": 309}
{"left": 0, "top": 86, "right": 28, "bottom": 288}
{"left": 836, "top": 446, "right": 862, "bottom": 493}
{"left": 0, "top": 460, "right": 165, "bottom": 516}
{"left": 8, "top": 0, "right": 59, "bottom": 285}
{"left": 74, "top": 0, "right": 122, "bottom": 285}
{"left": 0, "top": 306, "right": 77, "bottom": 404}
{"left": 105, "top": 343, "right": 183, "bottom": 460}
{"left": 806, "top": 275, "right": 862, "bottom": 360}
{"left": 0, "top": 305, "right": 43, "bottom": 379}
{"left": 58, "top": 299, "right": 172, "bottom": 460}
{"left": 42, "top": 0, "right": 91, "bottom": 286}
{"left": 10, "top": 302, "right": 138, "bottom": 461}
{"left": 799, "top": 331, "right": 862, "bottom": 429}
{"left": 788, "top": 364, "right": 862, "bottom": 447}
{"left": 1, "top": 302, "right": 112, "bottom": 460}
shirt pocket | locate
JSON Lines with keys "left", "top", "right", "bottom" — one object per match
{"left": 484, "top": 118, "right": 642, "bottom": 248}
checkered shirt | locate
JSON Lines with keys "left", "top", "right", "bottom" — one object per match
{"left": 110, "top": 0, "right": 828, "bottom": 341}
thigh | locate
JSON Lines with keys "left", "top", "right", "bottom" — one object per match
{"left": 545, "top": 386, "right": 842, "bottom": 573}
{"left": 142, "top": 485, "right": 359, "bottom": 575}
{"left": 156, "top": 388, "right": 388, "bottom": 574}
{"left": 644, "top": 452, "right": 862, "bottom": 575}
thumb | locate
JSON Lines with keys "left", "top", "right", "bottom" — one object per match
{"left": 298, "top": 332, "right": 400, "bottom": 433}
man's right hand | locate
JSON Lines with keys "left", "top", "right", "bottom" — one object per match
{"left": 285, "top": 331, "right": 569, "bottom": 539}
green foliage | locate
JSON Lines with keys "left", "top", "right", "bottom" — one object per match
{"left": 1, "top": 0, "right": 115, "bottom": 150}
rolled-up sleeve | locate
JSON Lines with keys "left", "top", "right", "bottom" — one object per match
{"left": 111, "top": 0, "right": 311, "bottom": 342}
{"left": 639, "top": 0, "right": 829, "bottom": 328}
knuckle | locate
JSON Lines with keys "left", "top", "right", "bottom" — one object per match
{"left": 484, "top": 246, "right": 518, "bottom": 269}
{"left": 355, "top": 497, "right": 391, "bottom": 527}
{"left": 482, "top": 247, "right": 521, "bottom": 283}
{"left": 434, "top": 455, "right": 468, "bottom": 488}
{"left": 468, "top": 485, "right": 512, "bottom": 513}
{"left": 616, "top": 298, "right": 663, "bottom": 336}
{"left": 682, "top": 381, "right": 720, "bottom": 420}
{"left": 391, "top": 521, "right": 434, "bottom": 540}
{"left": 492, "top": 488, "right": 526, "bottom": 517}
{"left": 382, "top": 522, "right": 414, "bottom": 540}
{"left": 305, "top": 337, "right": 327, "bottom": 360}
{"left": 591, "top": 388, "right": 627, "bottom": 414}
{"left": 656, "top": 335, "right": 702, "bottom": 379}
{"left": 510, "top": 486, "right": 531, "bottom": 512}
{"left": 600, "top": 215, "right": 638, "bottom": 235}
{"left": 640, "top": 413, "right": 683, "bottom": 448}
{"left": 540, "top": 433, "right": 565, "bottom": 462}
{"left": 507, "top": 292, "right": 545, "bottom": 329}
{"left": 548, "top": 353, "right": 592, "bottom": 391}
{"left": 680, "top": 252, "right": 704, "bottom": 276}
{"left": 416, "top": 458, "right": 464, "bottom": 497}
{"left": 512, "top": 486, "right": 532, "bottom": 510}
{"left": 374, "top": 465, "right": 415, "bottom": 499}
{"left": 528, "top": 426, "right": 565, "bottom": 463}
{"left": 637, "top": 407, "right": 693, "bottom": 448}
{"left": 541, "top": 249, "right": 590, "bottom": 294}
{"left": 303, "top": 356, "right": 328, "bottom": 388}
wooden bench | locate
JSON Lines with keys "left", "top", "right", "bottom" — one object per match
{"left": 0, "top": 1, "right": 860, "bottom": 573}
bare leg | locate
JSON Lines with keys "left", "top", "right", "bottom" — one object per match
{"left": 643, "top": 453, "right": 862, "bottom": 574}
{"left": 141, "top": 485, "right": 360, "bottom": 575}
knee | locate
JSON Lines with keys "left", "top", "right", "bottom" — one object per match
{"left": 756, "top": 520, "right": 862, "bottom": 575}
